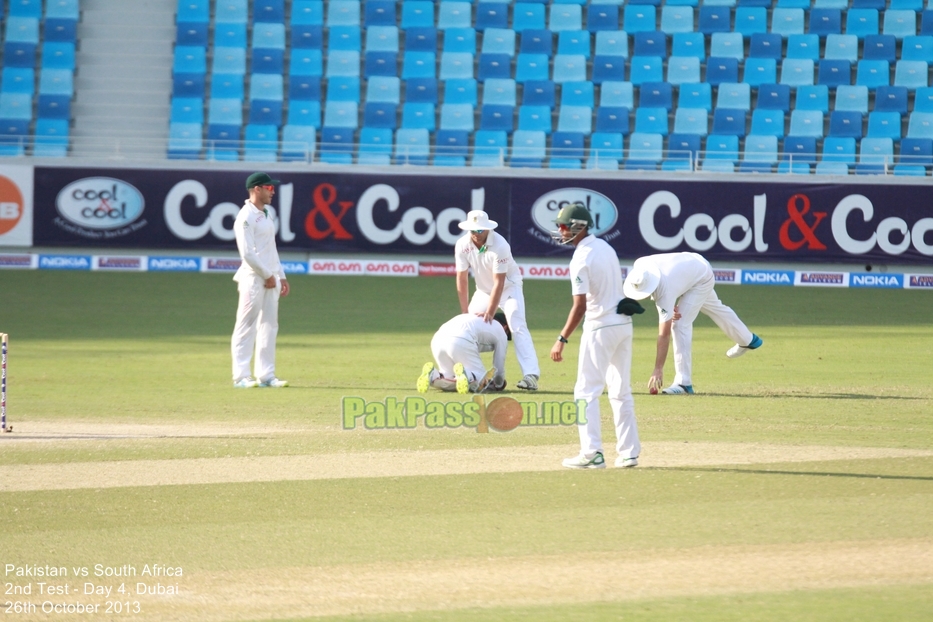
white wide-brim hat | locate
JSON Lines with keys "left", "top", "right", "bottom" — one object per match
{"left": 623, "top": 258, "right": 661, "bottom": 300}
{"left": 458, "top": 210, "right": 498, "bottom": 231}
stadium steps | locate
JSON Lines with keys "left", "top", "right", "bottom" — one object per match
{"left": 71, "top": 0, "right": 175, "bottom": 158}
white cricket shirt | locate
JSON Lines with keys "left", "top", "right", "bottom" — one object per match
{"left": 647, "top": 252, "right": 714, "bottom": 323}
{"left": 436, "top": 314, "right": 508, "bottom": 373}
{"left": 569, "top": 235, "right": 630, "bottom": 329}
{"left": 233, "top": 201, "right": 284, "bottom": 282}
{"left": 454, "top": 230, "right": 522, "bottom": 294}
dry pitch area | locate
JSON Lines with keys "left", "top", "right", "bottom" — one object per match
{"left": 3, "top": 422, "right": 932, "bottom": 621}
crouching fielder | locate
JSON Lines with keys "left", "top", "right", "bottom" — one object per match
{"left": 417, "top": 313, "right": 510, "bottom": 394}
{"left": 550, "top": 203, "right": 641, "bottom": 470}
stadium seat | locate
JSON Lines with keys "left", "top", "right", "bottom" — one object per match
{"left": 635, "top": 107, "right": 668, "bottom": 134}
{"left": 660, "top": 6, "right": 693, "bottom": 35}
{"left": 744, "top": 58, "right": 777, "bottom": 87}
{"left": 209, "top": 75, "right": 243, "bottom": 101}
{"left": 847, "top": 9, "right": 879, "bottom": 39}
{"left": 735, "top": 7, "right": 768, "bottom": 38}
{"left": 756, "top": 84, "right": 791, "bottom": 111}
{"left": 248, "top": 100, "right": 283, "bottom": 128}
{"left": 711, "top": 32, "right": 744, "bottom": 59}
{"left": 856, "top": 60, "right": 890, "bottom": 89}
{"left": 402, "top": 102, "right": 436, "bottom": 131}
{"left": 483, "top": 29, "right": 516, "bottom": 56}
{"left": 244, "top": 124, "right": 279, "bottom": 162}
{"left": 787, "top": 34, "right": 821, "bottom": 60}
{"left": 915, "top": 87, "right": 933, "bottom": 112}
{"left": 524, "top": 80, "right": 556, "bottom": 107}
{"left": 595, "top": 31, "right": 629, "bottom": 58}
{"left": 788, "top": 109, "right": 824, "bottom": 137}
{"left": 829, "top": 110, "right": 863, "bottom": 138}
{"left": 326, "top": 77, "right": 360, "bottom": 102}
{"left": 595, "top": 107, "right": 630, "bottom": 133}
{"left": 679, "top": 83, "right": 712, "bottom": 110}
{"left": 780, "top": 58, "right": 815, "bottom": 87}
{"left": 863, "top": 34, "right": 897, "bottom": 62}
{"left": 835, "top": 85, "right": 869, "bottom": 114}
{"left": 365, "top": 0, "right": 396, "bottom": 27}
{"left": 41, "top": 42, "right": 75, "bottom": 70}
{"left": 772, "top": 9, "right": 805, "bottom": 38}
{"left": 706, "top": 58, "right": 739, "bottom": 86}
{"left": 671, "top": 32, "right": 705, "bottom": 58}
{"left": 323, "top": 100, "right": 358, "bottom": 128}
{"left": 874, "top": 86, "right": 909, "bottom": 115}
{"left": 444, "top": 28, "right": 476, "bottom": 54}
{"left": 513, "top": 3, "right": 546, "bottom": 32}
{"left": 818, "top": 60, "right": 852, "bottom": 88}
{"left": 44, "top": 19, "right": 76, "bottom": 43}
{"left": 286, "top": 100, "right": 321, "bottom": 127}
{"left": 749, "top": 33, "right": 783, "bottom": 59}
{"left": 633, "top": 31, "right": 667, "bottom": 57}
{"left": 796, "top": 84, "right": 830, "bottom": 112}
{"left": 883, "top": 10, "right": 917, "bottom": 40}
{"left": 517, "top": 105, "right": 552, "bottom": 133}
{"left": 442, "top": 79, "right": 474, "bottom": 105}
{"left": 867, "top": 111, "right": 902, "bottom": 139}
{"left": 907, "top": 111, "right": 933, "bottom": 138}
{"left": 478, "top": 53, "right": 512, "bottom": 81}
{"left": 521, "top": 30, "right": 553, "bottom": 56}
{"left": 472, "top": 129, "right": 508, "bottom": 167}
{"left": 439, "top": 103, "right": 474, "bottom": 131}
{"left": 435, "top": 129, "right": 470, "bottom": 165}
{"left": 588, "top": 131, "right": 623, "bottom": 164}
{"left": 562, "top": 81, "right": 595, "bottom": 107}
{"left": 712, "top": 108, "right": 747, "bottom": 137}
{"left": 550, "top": 131, "right": 586, "bottom": 165}
{"left": 363, "top": 102, "right": 397, "bottom": 129}
{"left": 292, "top": 0, "right": 323, "bottom": 25}
{"left": 401, "top": 1, "right": 434, "bottom": 29}
{"left": 553, "top": 55, "right": 587, "bottom": 83}
{"left": 666, "top": 56, "right": 701, "bottom": 85}
{"left": 484, "top": 79, "right": 517, "bottom": 107}
{"left": 625, "top": 132, "right": 663, "bottom": 169}
{"left": 638, "top": 82, "right": 672, "bottom": 110}
{"left": 858, "top": 137, "right": 894, "bottom": 167}
{"left": 45, "top": 0, "right": 78, "bottom": 19}
{"left": 405, "top": 78, "right": 438, "bottom": 104}
{"left": 440, "top": 52, "right": 475, "bottom": 80}
{"left": 366, "top": 26, "right": 399, "bottom": 53}
{"left": 401, "top": 51, "right": 436, "bottom": 79}
{"left": 750, "top": 108, "right": 785, "bottom": 137}
{"left": 589, "top": 5, "right": 620, "bottom": 33}
{"left": 515, "top": 54, "right": 550, "bottom": 82}
{"left": 673, "top": 107, "right": 709, "bottom": 136}
{"left": 405, "top": 28, "right": 437, "bottom": 52}
{"left": 698, "top": 6, "right": 730, "bottom": 35}
{"left": 357, "top": 127, "right": 393, "bottom": 165}
{"left": 481, "top": 105, "right": 514, "bottom": 132}
{"left": 809, "top": 9, "right": 842, "bottom": 38}
{"left": 739, "top": 134, "right": 778, "bottom": 172}
{"left": 319, "top": 127, "right": 354, "bottom": 164}
{"left": 624, "top": 5, "right": 657, "bottom": 34}
{"left": 717, "top": 83, "right": 751, "bottom": 111}
{"left": 510, "top": 130, "right": 547, "bottom": 167}
{"left": 702, "top": 134, "right": 739, "bottom": 171}
{"left": 629, "top": 56, "right": 663, "bottom": 85}
{"left": 176, "top": 22, "right": 209, "bottom": 46}
{"left": 824, "top": 34, "right": 859, "bottom": 63}
{"left": 327, "top": 0, "right": 361, "bottom": 26}
{"left": 438, "top": 2, "right": 472, "bottom": 30}
{"left": 288, "top": 75, "right": 321, "bottom": 102}
{"left": 290, "top": 49, "right": 323, "bottom": 76}
{"left": 601, "top": 81, "right": 634, "bottom": 108}
{"left": 895, "top": 61, "right": 929, "bottom": 89}
{"left": 783, "top": 136, "right": 817, "bottom": 164}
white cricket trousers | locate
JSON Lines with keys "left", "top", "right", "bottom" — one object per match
{"left": 574, "top": 323, "right": 640, "bottom": 460}
{"left": 468, "top": 287, "right": 540, "bottom": 377}
{"left": 430, "top": 334, "right": 486, "bottom": 391}
{"left": 231, "top": 274, "right": 280, "bottom": 382}
{"left": 671, "top": 272, "right": 754, "bottom": 387}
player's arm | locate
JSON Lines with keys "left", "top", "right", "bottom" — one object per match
{"left": 456, "top": 270, "right": 470, "bottom": 313}
{"left": 483, "top": 272, "right": 506, "bottom": 322}
{"left": 649, "top": 319, "right": 673, "bottom": 391}
{"left": 550, "top": 294, "right": 586, "bottom": 363}
{"left": 234, "top": 217, "right": 273, "bottom": 282}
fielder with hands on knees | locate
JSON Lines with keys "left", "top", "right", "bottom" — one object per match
{"left": 455, "top": 210, "right": 540, "bottom": 391}
{"left": 549, "top": 203, "right": 642, "bottom": 470}
{"left": 231, "top": 172, "right": 290, "bottom": 389}
{"left": 622, "top": 252, "right": 763, "bottom": 396}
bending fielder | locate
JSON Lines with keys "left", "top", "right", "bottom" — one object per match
{"left": 417, "top": 312, "right": 510, "bottom": 394}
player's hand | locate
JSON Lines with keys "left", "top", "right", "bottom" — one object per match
{"left": 673, "top": 305, "right": 681, "bottom": 321}
{"left": 280, "top": 279, "right": 290, "bottom": 297}
{"left": 264, "top": 276, "right": 277, "bottom": 289}
{"left": 550, "top": 340, "right": 564, "bottom": 362}
{"left": 648, "top": 374, "right": 663, "bottom": 394}
{"left": 482, "top": 309, "right": 495, "bottom": 323}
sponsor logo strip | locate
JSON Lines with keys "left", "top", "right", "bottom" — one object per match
{"left": 0, "top": 254, "right": 35, "bottom": 269}
{"left": 94, "top": 256, "right": 144, "bottom": 271}
{"left": 796, "top": 272, "right": 847, "bottom": 287}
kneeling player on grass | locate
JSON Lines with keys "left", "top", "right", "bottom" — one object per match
{"left": 622, "top": 252, "right": 763, "bottom": 396}
{"left": 417, "top": 312, "right": 510, "bottom": 394}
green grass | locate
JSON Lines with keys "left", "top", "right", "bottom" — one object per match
{"left": 0, "top": 271, "right": 931, "bottom": 620}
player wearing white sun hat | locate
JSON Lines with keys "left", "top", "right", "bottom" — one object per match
{"left": 623, "top": 252, "right": 762, "bottom": 396}
{"left": 454, "top": 210, "right": 540, "bottom": 391}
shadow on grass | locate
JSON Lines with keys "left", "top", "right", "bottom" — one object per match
{"left": 651, "top": 466, "right": 933, "bottom": 482}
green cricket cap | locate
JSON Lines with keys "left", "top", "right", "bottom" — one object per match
{"left": 246, "top": 172, "right": 281, "bottom": 189}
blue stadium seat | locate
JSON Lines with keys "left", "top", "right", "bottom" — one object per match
{"left": 319, "top": 127, "right": 354, "bottom": 164}
{"left": 679, "top": 82, "right": 712, "bottom": 110}
{"left": 244, "top": 124, "right": 279, "bottom": 162}
{"left": 1, "top": 68, "right": 34, "bottom": 94}
{"left": 435, "top": 129, "right": 470, "bottom": 164}
{"left": 749, "top": 33, "right": 783, "bottom": 59}
{"left": 660, "top": 6, "right": 693, "bottom": 34}
{"left": 867, "top": 111, "right": 902, "bottom": 139}
{"left": 286, "top": 100, "right": 321, "bottom": 127}
{"left": 735, "top": 7, "right": 768, "bottom": 37}
{"left": 787, "top": 34, "right": 820, "bottom": 60}
{"left": 895, "top": 61, "right": 929, "bottom": 89}
{"left": 915, "top": 87, "right": 933, "bottom": 111}
{"left": 874, "top": 86, "right": 909, "bottom": 115}
{"left": 291, "top": 0, "right": 324, "bottom": 25}
{"left": 780, "top": 58, "right": 815, "bottom": 87}
{"left": 824, "top": 34, "right": 859, "bottom": 63}
{"left": 323, "top": 100, "right": 358, "bottom": 128}
{"left": 366, "top": 76, "right": 400, "bottom": 104}
{"left": 521, "top": 30, "right": 553, "bottom": 56}
{"left": 47, "top": 0, "right": 80, "bottom": 20}
{"left": 515, "top": 54, "right": 550, "bottom": 82}
{"left": 483, "top": 29, "right": 516, "bottom": 56}
{"left": 406, "top": 77, "right": 438, "bottom": 104}
{"left": 249, "top": 100, "right": 283, "bottom": 126}
{"left": 473, "top": 53, "right": 508, "bottom": 82}
{"left": 553, "top": 54, "right": 587, "bottom": 83}
{"left": 673, "top": 107, "right": 709, "bottom": 135}
{"left": 667, "top": 133, "right": 702, "bottom": 161}
{"left": 772, "top": 8, "right": 805, "bottom": 38}
{"left": 629, "top": 55, "right": 663, "bottom": 85}
{"left": 862, "top": 35, "right": 897, "bottom": 62}
{"left": 907, "top": 111, "right": 933, "bottom": 138}
{"left": 44, "top": 18, "right": 76, "bottom": 43}
{"left": 214, "top": 22, "right": 247, "bottom": 47}
{"left": 822, "top": 137, "right": 856, "bottom": 163}
{"left": 444, "top": 28, "right": 476, "bottom": 53}
{"left": 41, "top": 42, "right": 75, "bottom": 70}
{"left": 364, "top": 51, "right": 398, "bottom": 78}
{"left": 401, "top": 51, "right": 435, "bottom": 79}
{"left": 899, "top": 137, "right": 933, "bottom": 166}
{"left": 809, "top": 9, "right": 842, "bottom": 38}
{"left": 902, "top": 36, "right": 933, "bottom": 64}
{"left": 818, "top": 60, "right": 851, "bottom": 88}
{"left": 367, "top": 26, "right": 399, "bottom": 52}
{"left": 442, "top": 79, "right": 474, "bottom": 105}
{"left": 440, "top": 52, "right": 474, "bottom": 80}
{"left": 38, "top": 69, "right": 73, "bottom": 96}
{"left": 550, "top": 131, "right": 585, "bottom": 166}
{"left": 635, "top": 106, "right": 668, "bottom": 134}
{"left": 835, "top": 85, "right": 869, "bottom": 114}
{"left": 788, "top": 106, "right": 828, "bottom": 141}
{"left": 744, "top": 58, "right": 777, "bottom": 87}
{"left": 213, "top": 47, "right": 246, "bottom": 75}
{"left": 592, "top": 56, "right": 626, "bottom": 83}
{"left": 750, "top": 108, "right": 785, "bottom": 137}
{"left": 562, "top": 80, "right": 594, "bottom": 107}
{"left": 484, "top": 79, "right": 517, "bottom": 106}
{"left": 639, "top": 82, "right": 672, "bottom": 110}
{"left": 477, "top": 3, "right": 509, "bottom": 31}
{"left": 625, "top": 132, "right": 663, "bottom": 169}
{"left": 288, "top": 75, "right": 321, "bottom": 102}
{"left": 589, "top": 5, "right": 620, "bottom": 32}
{"left": 756, "top": 84, "right": 790, "bottom": 111}
{"left": 328, "top": 25, "right": 361, "bottom": 51}
{"left": 6, "top": 17, "right": 39, "bottom": 44}
{"left": 698, "top": 6, "right": 730, "bottom": 35}
{"left": 176, "top": 22, "right": 209, "bottom": 46}
{"left": 401, "top": 102, "right": 435, "bottom": 130}
{"left": 400, "top": 1, "right": 434, "bottom": 29}
{"left": 363, "top": 101, "right": 397, "bottom": 129}
{"left": 829, "top": 110, "right": 863, "bottom": 138}
{"left": 211, "top": 74, "right": 244, "bottom": 100}
{"left": 510, "top": 130, "right": 547, "bottom": 166}
{"left": 365, "top": 0, "right": 396, "bottom": 27}
{"left": 588, "top": 132, "right": 623, "bottom": 164}
{"left": 472, "top": 129, "right": 508, "bottom": 167}
{"left": 633, "top": 31, "right": 667, "bottom": 57}
{"left": 525, "top": 80, "right": 556, "bottom": 107}
{"left": 170, "top": 97, "right": 204, "bottom": 124}
{"left": 671, "top": 32, "right": 705, "bottom": 58}
{"left": 595, "top": 106, "right": 630, "bottom": 133}
{"left": 717, "top": 83, "right": 751, "bottom": 110}
{"left": 796, "top": 84, "right": 829, "bottom": 111}
{"left": 254, "top": 23, "right": 286, "bottom": 50}
{"left": 782, "top": 135, "right": 817, "bottom": 164}
{"left": 439, "top": 103, "right": 474, "bottom": 130}
{"left": 357, "top": 127, "right": 393, "bottom": 165}
{"left": 290, "top": 49, "right": 323, "bottom": 76}
{"left": 711, "top": 32, "right": 744, "bottom": 59}
{"left": 846, "top": 9, "right": 879, "bottom": 39}
{"left": 739, "top": 134, "right": 778, "bottom": 172}
{"left": 666, "top": 56, "right": 701, "bottom": 84}
{"left": 559, "top": 30, "right": 592, "bottom": 58}
{"left": 513, "top": 3, "right": 546, "bottom": 32}
{"left": 855, "top": 60, "right": 890, "bottom": 89}
{"left": 167, "top": 122, "right": 202, "bottom": 159}
{"left": 517, "top": 104, "right": 551, "bottom": 132}
{"left": 883, "top": 10, "right": 917, "bottom": 40}
{"left": 706, "top": 58, "right": 739, "bottom": 86}
{"left": 327, "top": 0, "right": 362, "bottom": 26}
{"left": 252, "top": 49, "right": 285, "bottom": 74}
{"left": 595, "top": 31, "right": 629, "bottom": 57}
{"left": 624, "top": 5, "right": 657, "bottom": 33}
{"left": 712, "top": 108, "right": 747, "bottom": 136}
{"left": 701, "top": 134, "right": 740, "bottom": 171}
{"left": 437, "top": 2, "right": 472, "bottom": 30}
{"left": 405, "top": 28, "right": 437, "bottom": 52}
{"left": 550, "top": 4, "right": 584, "bottom": 33}
{"left": 601, "top": 81, "right": 634, "bottom": 108}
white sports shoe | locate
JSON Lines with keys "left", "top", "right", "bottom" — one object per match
{"left": 233, "top": 377, "right": 259, "bottom": 388}
{"left": 661, "top": 384, "right": 694, "bottom": 395}
{"left": 562, "top": 452, "right": 606, "bottom": 469}
{"left": 258, "top": 377, "right": 289, "bottom": 388}
{"left": 416, "top": 362, "right": 434, "bottom": 393}
{"left": 615, "top": 456, "right": 639, "bottom": 468}
{"left": 453, "top": 363, "right": 470, "bottom": 394}
{"left": 516, "top": 374, "right": 539, "bottom": 391}
{"left": 726, "top": 334, "right": 763, "bottom": 358}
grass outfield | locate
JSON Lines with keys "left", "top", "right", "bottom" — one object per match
{"left": 0, "top": 270, "right": 931, "bottom": 621}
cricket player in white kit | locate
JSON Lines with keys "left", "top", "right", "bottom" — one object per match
{"left": 231, "top": 172, "right": 289, "bottom": 389}
{"left": 550, "top": 204, "right": 641, "bottom": 469}
{"left": 455, "top": 210, "right": 540, "bottom": 391}
{"left": 417, "top": 313, "right": 510, "bottom": 393}
{"left": 623, "top": 252, "right": 763, "bottom": 395}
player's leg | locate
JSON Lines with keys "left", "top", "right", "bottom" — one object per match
{"left": 501, "top": 291, "right": 541, "bottom": 381}
{"left": 571, "top": 329, "right": 610, "bottom": 459}
{"left": 450, "top": 339, "right": 488, "bottom": 392}
{"left": 605, "top": 324, "right": 640, "bottom": 464}
{"left": 430, "top": 334, "right": 457, "bottom": 390}
{"left": 467, "top": 290, "right": 490, "bottom": 315}
{"left": 254, "top": 284, "right": 281, "bottom": 383}
{"left": 231, "top": 276, "right": 263, "bottom": 383}
{"left": 669, "top": 278, "right": 713, "bottom": 387}
{"left": 700, "top": 289, "right": 756, "bottom": 353}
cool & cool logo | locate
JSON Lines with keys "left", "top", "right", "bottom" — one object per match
{"left": 531, "top": 188, "right": 618, "bottom": 238}
{"left": 56, "top": 178, "right": 144, "bottom": 230}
